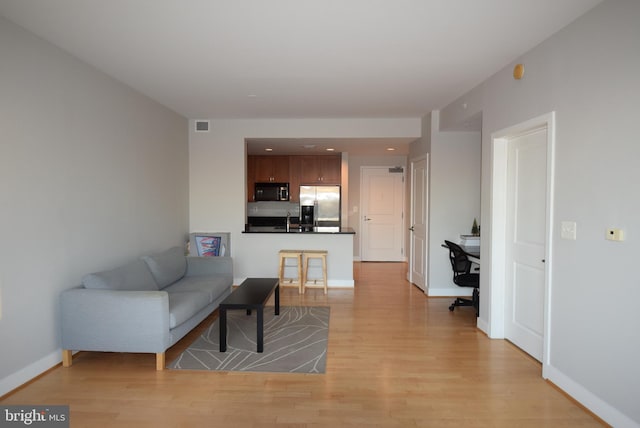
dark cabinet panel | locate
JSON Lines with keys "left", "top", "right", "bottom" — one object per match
{"left": 299, "top": 155, "right": 341, "bottom": 184}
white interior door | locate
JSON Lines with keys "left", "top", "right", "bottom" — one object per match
{"left": 409, "top": 157, "right": 428, "bottom": 290}
{"left": 361, "top": 167, "right": 404, "bottom": 261}
{"left": 505, "top": 127, "right": 547, "bottom": 362}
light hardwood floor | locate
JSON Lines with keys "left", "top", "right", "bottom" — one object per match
{"left": 2, "top": 262, "right": 604, "bottom": 427}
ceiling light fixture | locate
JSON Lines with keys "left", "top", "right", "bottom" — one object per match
{"left": 265, "top": 148, "right": 273, "bottom": 152}
{"left": 386, "top": 147, "right": 396, "bottom": 151}
{"left": 326, "top": 148, "right": 335, "bottom": 152}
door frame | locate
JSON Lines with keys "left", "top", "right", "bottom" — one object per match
{"left": 408, "top": 154, "right": 429, "bottom": 290}
{"left": 359, "top": 165, "right": 405, "bottom": 262}
{"left": 489, "top": 112, "right": 555, "bottom": 377}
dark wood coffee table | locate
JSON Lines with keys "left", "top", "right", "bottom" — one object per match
{"left": 219, "top": 278, "right": 279, "bottom": 353}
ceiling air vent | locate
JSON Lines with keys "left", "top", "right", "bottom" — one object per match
{"left": 195, "top": 120, "right": 210, "bottom": 132}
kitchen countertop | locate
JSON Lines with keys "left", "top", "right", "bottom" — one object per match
{"left": 243, "top": 226, "right": 355, "bottom": 234}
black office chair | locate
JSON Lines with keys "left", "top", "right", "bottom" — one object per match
{"left": 444, "top": 240, "right": 479, "bottom": 316}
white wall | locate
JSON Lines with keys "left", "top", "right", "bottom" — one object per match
{"left": 440, "top": 1, "right": 640, "bottom": 425}
{"left": 426, "top": 112, "right": 481, "bottom": 295}
{"left": 0, "top": 18, "right": 189, "bottom": 395}
{"left": 189, "top": 118, "right": 420, "bottom": 279}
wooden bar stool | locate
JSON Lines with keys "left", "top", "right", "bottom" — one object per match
{"left": 278, "top": 250, "right": 304, "bottom": 293}
{"left": 302, "top": 250, "right": 328, "bottom": 294}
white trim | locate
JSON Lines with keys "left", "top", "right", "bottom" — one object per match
{"left": 489, "top": 136, "right": 508, "bottom": 339}
{"left": 359, "top": 165, "right": 406, "bottom": 262}
{"left": 545, "top": 365, "right": 637, "bottom": 428}
{"left": 476, "top": 317, "right": 489, "bottom": 335}
{"left": 407, "top": 154, "right": 429, "bottom": 290}
{"left": 326, "top": 279, "right": 355, "bottom": 288}
{"left": 0, "top": 349, "right": 64, "bottom": 397}
{"left": 489, "top": 111, "right": 556, "bottom": 370}
{"left": 427, "top": 287, "right": 473, "bottom": 297}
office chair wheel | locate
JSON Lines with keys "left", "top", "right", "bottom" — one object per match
{"left": 449, "top": 305, "right": 455, "bottom": 311}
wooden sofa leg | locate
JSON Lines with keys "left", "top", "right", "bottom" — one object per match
{"left": 156, "top": 352, "right": 165, "bottom": 371}
{"left": 62, "top": 350, "right": 73, "bottom": 367}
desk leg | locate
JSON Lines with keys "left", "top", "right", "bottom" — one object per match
{"left": 275, "top": 284, "right": 280, "bottom": 316}
{"left": 257, "top": 307, "right": 264, "bottom": 353}
{"left": 219, "top": 308, "right": 227, "bottom": 352}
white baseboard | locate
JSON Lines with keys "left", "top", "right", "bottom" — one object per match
{"left": 427, "top": 287, "right": 473, "bottom": 297}
{"left": 476, "top": 317, "right": 489, "bottom": 335}
{"left": 545, "top": 365, "right": 637, "bottom": 427}
{"left": 0, "top": 349, "right": 63, "bottom": 397}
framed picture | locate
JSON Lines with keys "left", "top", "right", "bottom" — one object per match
{"left": 189, "top": 232, "right": 230, "bottom": 257}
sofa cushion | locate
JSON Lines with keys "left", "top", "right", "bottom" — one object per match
{"left": 163, "top": 276, "right": 231, "bottom": 304}
{"left": 142, "top": 246, "right": 187, "bottom": 289}
{"left": 82, "top": 259, "right": 158, "bottom": 291}
{"left": 168, "top": 291, "right": 210, "bottom": 329}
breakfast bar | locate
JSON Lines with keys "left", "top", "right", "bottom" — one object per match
{"left": 239, "top": 227, "right": 356, "bottom": 288}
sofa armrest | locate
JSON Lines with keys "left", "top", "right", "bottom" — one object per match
{"left": 185, "top": 256, "right": 233, "bottom": 278}
{"left": 60, "top": 288, "right": 170, "bottom": 353}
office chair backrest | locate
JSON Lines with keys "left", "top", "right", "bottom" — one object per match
{"left": 444, "top": 240, "right": 472, "bottom": 277}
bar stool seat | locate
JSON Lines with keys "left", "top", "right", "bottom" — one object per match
{"left": 278, "top": 249, "right": 304, "bottom": 293}
{"left": 303, "top": 250, "right": 328, "bottom": 294}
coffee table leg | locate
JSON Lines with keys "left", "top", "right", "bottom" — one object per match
{"left": 219, "top": 308, "right": 227, "bottom": 352}
{"left": 257, "top": 307, "right": 263, "bottom": 353}
{"left": 275, "top": 283, "right": 280, "bottom": 316}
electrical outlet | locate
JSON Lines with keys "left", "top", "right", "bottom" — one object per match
{"left": 606, "top": 228, "right": 624, "bottom": 241}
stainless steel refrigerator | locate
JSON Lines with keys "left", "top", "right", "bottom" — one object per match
{"left": 299, "top": 185, "right": 340, "bottom": 226}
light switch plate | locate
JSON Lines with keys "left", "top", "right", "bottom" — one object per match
{"left": 561, "top": 221, "right": 577, "bottom": 240}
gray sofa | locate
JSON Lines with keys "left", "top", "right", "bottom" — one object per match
{"left": 60, "top": 246, "right": 233, "bottom": 370}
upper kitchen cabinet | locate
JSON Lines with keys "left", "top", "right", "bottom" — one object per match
{"left": 246, "top": 155, "right": 256, "bottom": 202}
{"left": 251, "top": 155, "right": 290, "bottom": 183}
{"left": 289, "top": 156, "right": 301, "bottom": 202}
{"left": 299, "top": 155, "right": 341, "bottom": 184}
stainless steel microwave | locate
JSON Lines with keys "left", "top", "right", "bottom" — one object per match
{"left": 255, "top": 182, "right": 289, "bottom": 201}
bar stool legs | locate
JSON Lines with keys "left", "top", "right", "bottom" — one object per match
{"left": 278, "top": 250, "right": 304, "bottom": 293}
{"left": 303, "top": 250, "right": 328, "bottom": 294}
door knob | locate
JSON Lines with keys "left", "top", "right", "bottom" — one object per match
{"left": 409, "top": 226, "right": 415, "bottom": 231}
{"left": 364, "top": 216, "right": 372, "bottom": 221}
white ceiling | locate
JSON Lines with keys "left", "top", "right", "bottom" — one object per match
{"left": 246, "top": 137, "right": 417, "bottom": 156}
{"left": 0, "top": 0, "right": 601, "bottom": 154}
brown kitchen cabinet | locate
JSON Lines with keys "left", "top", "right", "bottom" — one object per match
{"left": 246, "top": 156, "right": 256, "bottom": 202}
{"left": 252, "top": 155, "right": 290, "bottom": 183}
{"left": 299, "top": 155, "right": 341, "bottom": 184}
{"left": 247, "top": 154, "right": 341, "bottom": 202}
{"left": 288, "top": 156, "right": 301, "bottom": 202}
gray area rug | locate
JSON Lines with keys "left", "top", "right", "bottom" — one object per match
{"left": 169, "top": 306, "right": 329, "bottom": 373}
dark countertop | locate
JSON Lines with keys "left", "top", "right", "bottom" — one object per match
{"left": 243, "top": 226, "right": 355, "bottom": 234}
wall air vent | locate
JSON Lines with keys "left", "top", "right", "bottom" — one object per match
{"left": 388, "top": 166, "right": 404, "bottom": 173}
{"left": 195, "top": 120, "right": 210, "bottom": 132}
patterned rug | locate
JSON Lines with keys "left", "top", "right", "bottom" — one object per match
{"left": 168, "top": 306, "right": 329, "bottom": 373}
